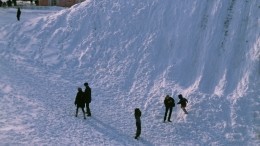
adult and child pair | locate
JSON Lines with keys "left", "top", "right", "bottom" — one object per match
{"left": 74, "top": 82, "right": 92, "bottom": 119}
{"left": 164, "top": 94, "right": 188, "bottom": 122}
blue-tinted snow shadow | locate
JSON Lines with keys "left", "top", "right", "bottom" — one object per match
{"left": 87, "top": 116, "right": 153, "bottom": 146}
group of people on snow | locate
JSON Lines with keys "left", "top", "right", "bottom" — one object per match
{"left": 74, "top": 82, "right": 188, "bottom": 140}
{"left": 164, "top": 94, "right": 188, "bottom": 122}
{"left": 134, "top": 94, "right": 188, "bottom": 139}
{"left": 74, "top": 82, "right": 92, "bottom": 119}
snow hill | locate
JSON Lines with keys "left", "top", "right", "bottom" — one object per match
{"left": 0, "top": 0, "right": 259, "bottom": 145}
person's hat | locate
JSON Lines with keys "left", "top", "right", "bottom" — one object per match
{"left": 84, "top": 82, "right": 88, "bottom": 86}
{"left": 78, "top": 88, "right": 82, "bottom": 91}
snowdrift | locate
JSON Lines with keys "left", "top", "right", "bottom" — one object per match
{"left": 0, "top": 0, "right": 259, "bottom": 145}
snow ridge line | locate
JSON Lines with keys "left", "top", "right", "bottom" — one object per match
{"left": 221, "top": 0, "right": 236, "bottom": 48}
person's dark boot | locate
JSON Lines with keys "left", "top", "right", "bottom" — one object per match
{"left": 182, "top": 108, "right": 188, "bottom": 114}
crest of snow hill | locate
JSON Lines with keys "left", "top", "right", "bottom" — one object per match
{"left": 0, "top": 0, "right": 259, "bottom": 145}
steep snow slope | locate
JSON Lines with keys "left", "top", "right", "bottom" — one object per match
{"left": 0, "top": 0, "right": 259, "bottom": 145}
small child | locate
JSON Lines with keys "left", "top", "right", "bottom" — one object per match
{"left": 177, "top": 94, "right": 188, "bottom": 114}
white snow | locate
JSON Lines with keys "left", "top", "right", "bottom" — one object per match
{"left": 0, "top": 0, "right": 259, "bottom": 145}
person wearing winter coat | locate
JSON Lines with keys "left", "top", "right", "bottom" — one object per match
{"left": 164, "top": 95, "right": 175, "bottom": 122}
{"left": 74, "top": 88, "right": 86, "bottom": 119}
{"left": 177, "top": 94, "right": 188, "bottom": 114}
{"left": 16, "top": 7, "right": 21, "bottom": 21}
{"left": 134, "top": 108, "right": 142, "bottom": 139}
{"left": 84, "top": 82, "right": 92, "bottom": 116}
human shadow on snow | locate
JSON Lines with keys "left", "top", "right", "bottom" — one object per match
{"left": 87, "top": 116, "right": 153, "bottom": 146}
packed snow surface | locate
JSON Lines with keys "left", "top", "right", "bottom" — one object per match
{"left": 0, "top": 0, "right": 259, "bottom": 145}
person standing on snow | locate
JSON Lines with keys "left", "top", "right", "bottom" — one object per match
{"left": 16, "top": 7, "right": 21, "bottom": 21}
{"left": 134, "top": 108, "right": 142, "bottom": 139}
{"left": 74, "top": 88, "right": 86, "bottom": 119}
{"left": 84, "top": 82, "right": 92, "bottom": 116}
{"left": 164, "top": 95, "right": 175, "bottom": 122}
{"left": 177, "top": 94, "right": 188, "bottom": 114}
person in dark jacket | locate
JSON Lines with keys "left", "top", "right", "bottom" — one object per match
{"left": 164, "top": 95, "right": 175, "bottom": 122}
{"left": 177, "top": 94, "right": 188, "bottom": 114}
{"left": 134, "top": 108, "right": 142, "bottom": 139}
{"left": 84, "top": 82, "right": 92, "bottom": 116}
{"left": 16, "top": 7, "right": 21, "bottom": 21}
{"left": 74, "top": 88, "right": 86, "bottom": 119}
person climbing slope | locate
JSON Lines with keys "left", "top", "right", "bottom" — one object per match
{"left": 177, "top": 94, "right": 188, "bottom": 114}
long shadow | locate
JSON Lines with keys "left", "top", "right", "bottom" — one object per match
{"left": 87, "top": 116, "right": 153, "bottom": 146}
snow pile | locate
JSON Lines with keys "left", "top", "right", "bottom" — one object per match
{"left": 0, "top": 0, "right": 259, "bottom": 145}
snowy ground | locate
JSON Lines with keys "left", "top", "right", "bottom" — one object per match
{"left": 0, "top": 0, "right": 259, "bottom": 145}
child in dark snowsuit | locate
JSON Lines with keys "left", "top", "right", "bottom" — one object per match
{"left": 134, "top": 108, "right": 142, "bottom": 139}
{"left": 74, "top": 88, "right": 86, "bottom": 119}
{"left": 177, "top": 94, "right": 188, "bottom": 114}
